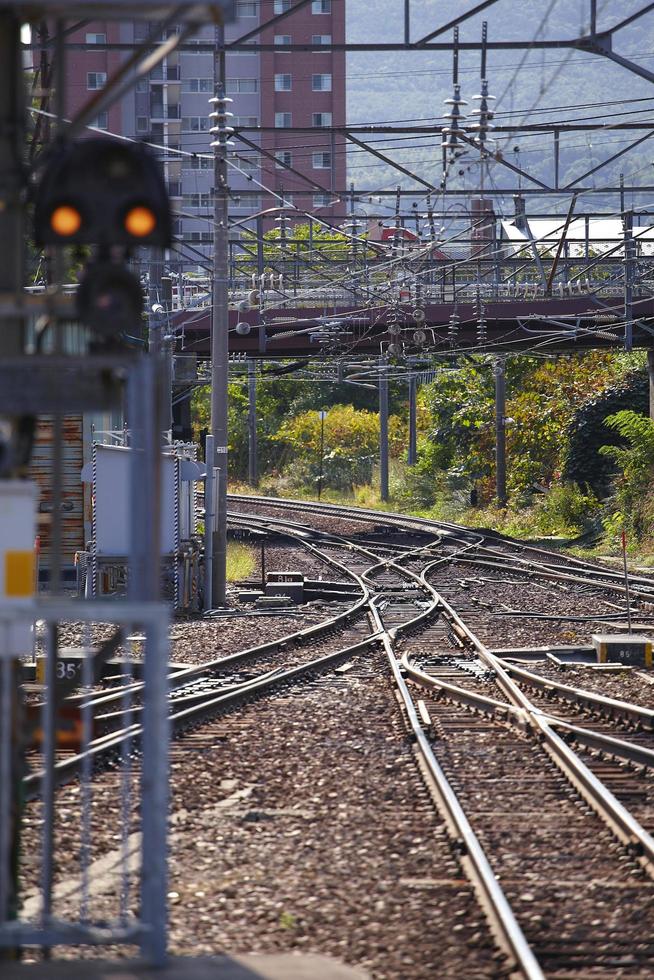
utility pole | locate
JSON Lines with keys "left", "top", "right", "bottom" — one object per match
{"left": 494, "top": 356, "right": 507, "bottom": 506}
{"left": 247, "top": 359, "right": 258, "bottom": 487}
{"left": 407, "top": 369, "right": 417, "bottom": 466}
{"left": 0, "top": 10, "right": 26, "bottom": 939}
{"left": 209, "top": 31, "right": 230, "bottom": 607}
{"left": 623, "top": 208, "right": 634, "bottom": 352}
{"left": 317, "top": 410, "right": 326, "bottom": 500}
{"left": 379, "top": 357, "right": 389, "bottom": 502}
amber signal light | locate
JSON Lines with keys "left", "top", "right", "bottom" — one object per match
{"left": 124, "top": 205, "right": 157, "bottom": 238}
{"left": 50, "top": 204, "right": 82, "bottom": 237}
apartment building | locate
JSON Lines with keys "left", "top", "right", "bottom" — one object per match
{"left": 63, "top": 0, "right": 345, "bottom": 270}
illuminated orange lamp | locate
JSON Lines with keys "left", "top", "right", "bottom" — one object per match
{"left": 124, "top": 205, "right": 157, "bottom": 238}
{"left": 50, "top": 204, "right": 82, "bottom": 237}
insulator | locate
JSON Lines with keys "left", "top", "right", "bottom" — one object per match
{"left": 413, "top": 308, "right": 426, "bottom": 322}
{"left": 448, "top": 312, "right": 460, "bottom": 346}
{"left": 235, "top": 321, "right": 251, "bottom": 335}
{"left": 444, "top": 94, "right": 468, "bottom": 109}
{"left": 388, "top": 323, "right": 402, "bottom": 336}
{"left": 413, "top": 329, "right": 427, "bottom": 345}
{"left": 388, "top": 343, "right": 402, "bottom": 357}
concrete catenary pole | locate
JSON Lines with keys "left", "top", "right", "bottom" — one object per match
{"left": 408, "top": 372, "right": 417, "bottom": 466}
{"left": 248, "top": 359, "right": 258, "bottom": 487}
{"left": 379, "top": 356, "right": 389, "bottom": 501}
{"left": 494, "top": 356, "right": 507, "bottom": 506}
{"left": 623, "top": 208, "right": 634, "bottom": 353}
{"left": 209, "top": 32, "right": 230, "bottom": 607}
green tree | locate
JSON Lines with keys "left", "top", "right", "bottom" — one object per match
{"left": 600, "top": 409, "right": 654, "bottom": 542}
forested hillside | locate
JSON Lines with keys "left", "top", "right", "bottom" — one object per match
{"left": 345, "top": 0, "right": 654, "bottom": 203}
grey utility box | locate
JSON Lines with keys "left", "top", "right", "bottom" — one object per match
{"left": 265, "top": 571, "right": 305, "bottom": 604}
{"left": 592, "top": 633, "right": 652, "bottom": 667}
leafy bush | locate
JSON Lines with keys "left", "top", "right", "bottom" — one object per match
{"left": 274, "top": 404, "right": 404, "bottom": 492}
{"left": 530, "top": 483, "right": 601, "bottom": 536}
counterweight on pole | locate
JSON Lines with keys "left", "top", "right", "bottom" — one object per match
{"left": 209, "top": 35, "right": 231, "bottom": 607}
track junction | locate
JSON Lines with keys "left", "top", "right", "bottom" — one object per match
{"left": 24, "top": 495, "right": 654, "bottom": 978}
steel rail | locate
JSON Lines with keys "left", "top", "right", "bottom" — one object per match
{"left": 231, "top": 497, "right": 654, "bottom": 876}
{"left": 413, "top": 560, "right": 654, "bottom": 874}
{"left": 25, "top": 509, "right": 445, "bottom": 798}
{"left": 228, "top": 494, "right": 654, "bottom": 601}
{"left": 368, "top": 601, "right": 545, "bottom": 980}
{"left": 400, "top": 650, "right": 654, "bottom": 768}
{"left": 24, "top": 516, "right": 382, "bottom": 794}
{"left": 58, "top": 517, "right": 373, "bottom": 717}
{"left": 230, "top": 498, "right": 654, "bottom": 763}
{"left": 502, "top": 659, "right": 654, "bottom": 730}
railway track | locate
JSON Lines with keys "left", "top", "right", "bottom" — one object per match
{"left": 224, "top": 495, "right": 654, "bottom": 977}
{"left": 24, "top": 495, "right": 654, "bottom": 977}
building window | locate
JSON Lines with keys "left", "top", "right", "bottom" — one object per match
{"left": 312, "top": 34, "right": 331, "bottom": 48}
{"left": 136, "top": 78, "right": 148, "bottom": 92}
{"left": 182, "top": 116, "right": 211, "bottom": 132}
{"left": 87, "top": 72, "right": 107, "bottom": 90}
{"left": 236, "top": 0, "right": 258, "bottom": 14}
{"left": 313, "top": 193, "right": 332, "bottom": 207}
{"left": 281, "top": 193, "right": 294, "bottom": 206}
{"left": 232, "top": 115, "right": 258, "bottom": 127}
{"left": 274, "top": 34, "right": 292, "bottom": 49}
{"left": 86, "top": 32, "right": 106, "bottom": 44}
{"left": 233, "top": 153, "right": 260, "bottom": 172}
{"left": 312, "top": 0, "right": 331, "bottom": 12}
{"left": 136, "top": 116, "right": 149, "bottom": 132}
{"left": 183, "top": 78, "right": 213, "bottom": 93}
{"left": 231, "top": 194, "right": 262, "bottom": 210}
{"left": 312, "top": 73, "right": 332, "bottom": 91}
{"left": 226, "top": 77, "right": 258, "bottom": 94}
{"left": 92, "top": 112, "right": 108, "bottom": 130}
{"left": 312, "top": 111, "right": 332, "bottom": 127}
{"left": 183, "top": 155, "right": 213, "bottom": 170}
{"left": 312, "top": 151, "right": 331, "bottom": 169}
{"left": 183, "top": 193, "right": 212, "bottom": 209}
{"left": 226, "top": 46, "right": 257, "bottom": 56}
{"left": 275, "top": 111, "right": 292, "bottom": 127}
{"left": 273, "top": 0, "right": 292, "bottom": 11}
{"left": 275, "top": 150, "right": 292, "bottom": 168}
{"left": 274, "top": 73, "right": 292, "bottom": 92}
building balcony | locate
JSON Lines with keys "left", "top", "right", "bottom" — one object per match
{"left": 150, "top": 104, "right": 182, "bottom": 121}
{"left": 150, "top": 66, "right": 181, "bottom": 82}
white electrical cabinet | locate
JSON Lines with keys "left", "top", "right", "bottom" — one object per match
{"left": 92, "top": 443, "right": 180, "bottom": 557}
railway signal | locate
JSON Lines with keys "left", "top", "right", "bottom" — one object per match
{"left": 76, "top": 260, "right": 144, "bottom": 343}
{"left": 33, "top": 138, "right": 171, "bottom": 247}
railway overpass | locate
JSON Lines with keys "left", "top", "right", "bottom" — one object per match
{"left": 173, "top": 293, "right": 654, "bottom": 359}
